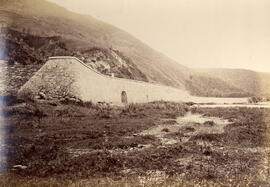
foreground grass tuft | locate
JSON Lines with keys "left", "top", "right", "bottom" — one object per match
{"left": 1, "top": 98, "right": 270, "bottom": 185}
{"left": 0, "top": 173, "right": 267, "bottom": 187}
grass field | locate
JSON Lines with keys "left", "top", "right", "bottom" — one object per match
{"left": 0, "top": 98, "right": 269, "bottom": 186}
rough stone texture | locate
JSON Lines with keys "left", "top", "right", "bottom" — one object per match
{"left": 18, "top": 57, "right": 249, "bottom": 104}
{"left": 18, "top": 58, "right": 81, "bottom": 101}
{"left": 18, "top": 57, "right": 191, "bottom": 104}
{"left": 0, "top": 62, "right": 41, "bottom": 95}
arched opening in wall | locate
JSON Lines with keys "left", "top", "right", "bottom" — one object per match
{"left": 121, "top": 91, "right": 128, "bottom": 104}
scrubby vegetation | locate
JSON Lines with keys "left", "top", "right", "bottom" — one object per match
{"left": 1, "top": 29, "right": 147, "bottom": 79}
{"left": 0, "top": 97, "right": 269, "bottom": 185}
{"left": 0, "top": 172, "right": 268, "bottom": 187}
{"left": 3, "top": 0, "right": 270, "bottom": 98}
{"left": 185, "top": 74, "right": 250, "bottom": 97}
{"left": 1, "top": 99, "right": 188, "bottom": 177}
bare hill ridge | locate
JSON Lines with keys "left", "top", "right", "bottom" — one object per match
{"left": 1, "top": 0, "right": 190, "bottom": 89}
{"left": 1, "top": 0, "right": 269, "bottom": 97}
{"left": 197, "top": 68, "right": 270, "bottom": 96}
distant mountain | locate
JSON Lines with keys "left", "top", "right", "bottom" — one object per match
{"left": 1, "top": 0, "right": 269, "bottom": 97}
{"left": 1, "top": 0, "right": 191, "bottom": 88}
{"left": 197, "top": 68, "right": 270, "bottom": 97}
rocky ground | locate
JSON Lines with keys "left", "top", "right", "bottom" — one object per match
{"left": 0, "top": 62, "right": 41, "bottom": 95}
{"left": 1, "top": 29, "right": 148, "bottom": 88}
{"left": 0, "top": 99, "right": 269, "bottom": 186}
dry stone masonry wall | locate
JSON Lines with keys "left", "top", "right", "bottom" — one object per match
{"left": 18, "top": 58, "right": 82, "bottom": 101}
{"left": 18, "top": 57, "right": 248, "bottom": 104}
{"left": 18, "top": 57, "right": 191, "bottom": 104}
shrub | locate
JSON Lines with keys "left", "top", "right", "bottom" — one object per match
{"left": 203, "top": 121, "right": 215, "bottom": 126}
{"left": 161, "top": 128, "right": 169, "bottom": 132}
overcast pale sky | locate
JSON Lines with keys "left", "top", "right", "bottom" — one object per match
{"left": 48, "top": 0, "right": 270, "bottom": 72}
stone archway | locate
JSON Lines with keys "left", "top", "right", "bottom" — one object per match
{"left": 121, "top": 91, "right": 128, "bottom": 104}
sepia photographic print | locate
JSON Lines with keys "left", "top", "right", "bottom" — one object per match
{"left": 0, "top": 0, "right": 270, "bottom": 186}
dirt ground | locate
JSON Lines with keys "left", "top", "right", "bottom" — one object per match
{"left": 0, "top": 98, "right": 269, "bottom": 186}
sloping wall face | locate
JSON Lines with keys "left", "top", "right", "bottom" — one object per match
{"left": 18, "top": 58, "right": 82, "bottom": 100}
{"left": 18, "top": 57, "right": 191, "bottom": 104}
{"left": 76, "top": 66, "right": 191, "bottom": 103}
{"left": 18, "top": 57, "right": 248, "bottom": 104}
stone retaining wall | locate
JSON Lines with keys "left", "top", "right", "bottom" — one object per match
{"left": 18, "top": 56, "right": 249, "bottom": 104}
{"left": 18, "top": 57, "right": 191, "bottom": 104}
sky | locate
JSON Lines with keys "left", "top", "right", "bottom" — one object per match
{"left": 48, "top": 0, "right": 270, "bottom": 72}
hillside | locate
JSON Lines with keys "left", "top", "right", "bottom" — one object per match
{"left": 197, "top": 69, "right": 270, "bottom": 97}
{"left": 1, "top": 0, "right": 190, "bottom": 88}
{"left": 0, "top": 0, "right": 269, "bottom": 97}
{"left": 184, "top": 74, "right": 249, "bottom": 97}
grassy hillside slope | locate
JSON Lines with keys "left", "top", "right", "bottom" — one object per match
{"left": 1, "top": 0, "right": 269, "bottom": 97}
{"left": 1, "top": 0, "right": 189, "bottom": 88}
{"left": 197, "top": 69, "right": 270, "bottom": 96}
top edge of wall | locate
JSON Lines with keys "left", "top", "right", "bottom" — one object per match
{"left": 49, "top": 56, "right": 78, "bottom": 60}
{"left": 47, "top": 56, "right": 188, "bottom": 93}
